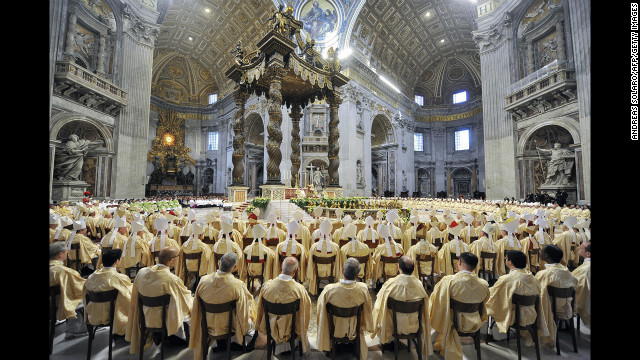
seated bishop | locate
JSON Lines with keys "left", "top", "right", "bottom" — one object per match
{"left": 306, "top": 219, "right": 342, "bottom": 296}
{"left": 189, "top": 252, "right": 258, "bottom": 358}
{"left": 356, "top": 215, "right": 380, "bottom": 253}
{"left": 275, "top": 220, "right": 308, "bottom": 283}
{"left": 429, "top": 252, "right": 490, "bottom": 360}
{"left": 436, "top": 220, "right": 470, "bottom": 276}
{"left": 242, "top": 223, "right": 277, "bottom": 290}
{"left": 494, "top": 217, "right": 524, "bottom": 276}
{"left": 264, "top": 212, "right": 287, "bottom": 252}
{"left": 255, "top": 256, "right": 311, "bottom": 355}
{"left": 209, "top": 215, "right": 244, "bottom": 274}
{"left": 371, "top": 223, "right": 404, "bottom": 287}
{"left": 179, "top": 221, "right": 213, "bottom": 286}
{"left": 316, "top": 258, "right": 373, "bottom": 360}
{"left": 372, "top": 256, "right": 433, "bottom": 357}
{"left": 338, "top": 222, "right": 372, "bottom": 284}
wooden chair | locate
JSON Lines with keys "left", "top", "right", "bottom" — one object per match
{"left": 265, "top": 237, "right": 280, "bottom": 250}
{"left": 380, "top": 255, "right": 401, "bottom": 282}
{"left": 325, "top": 302, "right": 364, "bottom": 360}
{"left": 198, "top": 298, "right": 244, "bottom": 360}
{"left": 67, "top": 243, "right": 83, "bottom": 273}
{"left": 137, "top": 293, "right": 172, "bottom": 360}
{"left": 386, "top": 297, "right": 424, "bottom": 360}
{"left": 415, "top": 254, "right": 435, "bottom": 291}
{"left": 182, "top": 251, "right": 203, "bottom": 291}
{"left": 506, "top": 294, "right": 541, "bottom": 360}
{"left": 180, "top": 235, "right": 190, "bottom": 247}
{"left": 346, "top": 254, "right": 370, "bottom": 283}
{"left": 363, "top": 239, "right": 378, "bottom": 252}
{"left": 547, "top": 285, "right": 578, "bottom": 355}
{"left": 450, "top": 252, "right": 460, "bottom": 274}
{"left": 433, "top": 237, "right": 443, "bottom": 251}
{"left": 85, "top": 289, "right": 119, "bottom": 360}
{"left": 125, "top": 262, "right": 144, "bottom": 281}
{"left": 528, "top": 248, "right": 540, "bottom": 274}
{"left": 245, "top": 256, "right": 266, "bottom": 293}
{"left": 312, "top": 254, "right": 337, "bottom": 294}
{"left": 479, "top": 251, "right": 498, "bottom": 285}
{"left": 49, "top": 285, "right": 61, "bottom": 355}
{"left": 242, "top": 237, "right": 254, "bottom": 250}
{"left": 202, "top": 237, "right": 215, "bottom": 247}
{"left": 338, "top": 238, "right": 349, "bottom": 248}
{"left": 469, "top": 236, "right": 479, "bottom": 243}
{"left": 262, "top": 299, "right": 303, "bottom": 360}
{"left": 278, "top": 252, "right": 302, "bottom": 283}
{"left": 450, "top": 299, "right": 483, "bottom": 360}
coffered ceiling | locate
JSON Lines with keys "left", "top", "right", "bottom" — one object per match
{"left": 152, "top": 0, "right": 480, "bottom": 102}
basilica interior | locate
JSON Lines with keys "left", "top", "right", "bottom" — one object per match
{"left": 49, "top": 0, "right": 590, "bottom": 205}
{"left": 49, "top": 0, "right": 592, "bottom": 358}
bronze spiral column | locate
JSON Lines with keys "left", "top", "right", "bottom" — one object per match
{"left": 289, "top": 101, "right": 302, "bottom": 185}
{"left": 327, "top": 93, "right": 342, "bottom": 187}
{"left": 266, "top": 66, "right": 287, "bottom": 184}
{"left": 231, "top": 90, "right": 248, "bottom": 185}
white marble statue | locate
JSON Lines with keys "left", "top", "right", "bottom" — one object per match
{"left": 537, "top": 142, "right": 574, "bottom": 185}
{"left": 54, "top": 134, "right": 103, "bottom": 181}
{"left": 313, "top": 169, "right": 324, "bottom": 189}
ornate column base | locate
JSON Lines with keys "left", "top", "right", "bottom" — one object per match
{"left": 538, "top": 184, "right": 577, "bottom": 205}
{"left": 228, "top": 186, "right": 250, "bottom": 203}
{"left": 323, "top": 187, "right": 343, "bottom": 198}
{"left": 51, "top": 180, "right": 89, "bottom": 202}
{"left": 260, "top": 184, "right": 287, "bottom": 200}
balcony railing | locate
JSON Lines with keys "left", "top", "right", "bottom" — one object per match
{"left": 504, "top": 60, "right": 576, "bottom": 117}
{"left": 53, "top": 61, "right": 127, "bottom": 115}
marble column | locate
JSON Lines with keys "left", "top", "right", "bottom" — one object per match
{"left": 63, "top": 13, "right": 77, "bottom": 61}
{"left": 266, "top": 66, "right": 286, "bottom": 184}
{"left": 111, "top": 9, "right": 159, "bottom": 198}
{"left": 327, "top": 93, "right": 343, "bottom": 187}
{"left": 567, "top": 0, "right": 590, "bottom": 202}
{"left": 232, "top": 90, "right": 248, "bottom": 185}
{"left": 289, "top": 101, "right": 302, "bottom": 185}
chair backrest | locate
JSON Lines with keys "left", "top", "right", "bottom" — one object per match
{"left": 380, "top": 255, "right": 400, "bottom": 265}
{"left": 449, "top": 298, "right": 483, "bottom": 334}
{"left": 242, "top": 237, "right": 254, "bottom": 249}
{"left": 433, "top": 237, "right": 443, "bottom": 250}
{"left": 182, "top": 251, "right": 203, "bottom": 273}
{"left": 85, "top": 289, "right": 120, "bottom": 326}
{"left": 312, "top": 254, "right": 336, "bottom": 280}
{"left": 262, "top": 298, "right": 300, "bottom": 346}
{"left": 387, "top": 297, "right": 424, "bottom": 337}
{"left": 138, "top": 293, "right": 171, "bottom": 331}
{"left": 547, "top": 285, "right": 575, "bottom": 317}
{"left": 480, "top": 251, "right": 497, "bottom": 276}
{"left": 338, "top": 239, "right": 349, "bottom": 248}
{"left": 198, "top": 297, "right": 237, "bottom": 337}
{"left": 363, "top": 239, "right": 378, "bottom": 249}
{"left": 266, "top": 238, "right": 280, "bottom": 248}
{"left": 450, "top": 252, "right": 459, "bottom": 273}
{"left": 511, "top": 294, "right": 539, "bottom": 327}
{"left": 415, "top": 254, "right": 433, "bottom": 277}
{"left": 202, "top": 237, "right": 215, "bottom": 246}
{"left": 245, "top": 256, "right": 266, "bottom": 278}
{"left": 326, "top": 302, "right": 364, "bottom": 341}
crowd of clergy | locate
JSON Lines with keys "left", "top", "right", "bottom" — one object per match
{"left": 49, "top": 197, "right": 590, "bottom": 359}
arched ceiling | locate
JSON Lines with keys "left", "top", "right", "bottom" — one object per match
{"left": 153, "top": 0, "right": 479, "bottom": 103}
{"left": 349, "top": 0, "right": 478, "bottom": 95}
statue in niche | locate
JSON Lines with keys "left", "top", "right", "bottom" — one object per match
{"left": 185, "top": 170, "right": 195, "bottom": 185}
{"left": 402, "top": 171, "right": 408, "bottom": 192}
{"left": 537, "top": 142, "right": 574, "bottom": 185}
{"left": 356, "top": 162, "right": 365, "bottom": 187}
{"left": 54, "top": 134, "right": 103, "bottom": 181}
{"left": 313, "top": 169, "right": 324, "bottom": 190}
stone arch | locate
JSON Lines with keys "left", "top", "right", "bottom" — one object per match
{"left": 370, "top": 113, "right": 395, "bottom": 146}
{"left": 245, "top": 112, "right": 265, "bottom": 146}
{"left": 516, "top": 118, "right": 580, "bottom": 156}
{"left": 49, "top": 112, "right": 114, "bottom": 152}
{"left": 451, "top": 167, "right": 473, "bottom": 197}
